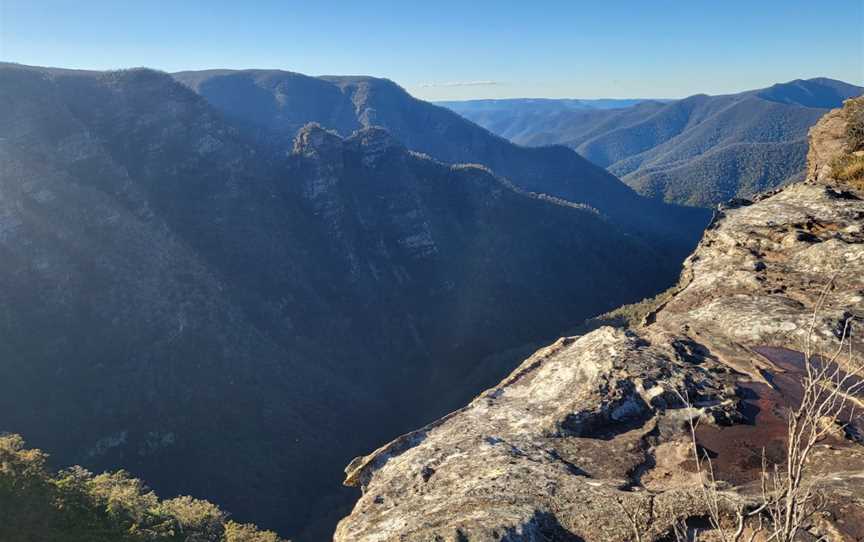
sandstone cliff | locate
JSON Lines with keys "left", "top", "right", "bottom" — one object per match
{"left": 334, "top": 101, "right": 864, "bottom": 540}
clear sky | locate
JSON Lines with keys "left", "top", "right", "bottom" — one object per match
{"left": 1, "top": 0, "right": 862, "bottom": 101}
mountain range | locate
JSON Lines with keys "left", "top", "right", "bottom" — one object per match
{"left": 440, "top": 78, "right": 863, "bottom": 206}
{"left": 173, "top": 69, "right": 709, "bottom": 249}
{"left": 0, "top": 63, "right": 709, "bottom": 540}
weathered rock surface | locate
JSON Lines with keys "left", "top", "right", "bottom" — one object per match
{"left": 335, "top": 103, "right": 864, "bottom": 540}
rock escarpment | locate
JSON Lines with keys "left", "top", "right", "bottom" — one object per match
{"left": 335, "top": 102, "right": 864, "bottom": 540}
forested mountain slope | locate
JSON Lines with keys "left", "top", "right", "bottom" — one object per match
{"left": 442, "top": 78, "right": 862, "bottom": 206}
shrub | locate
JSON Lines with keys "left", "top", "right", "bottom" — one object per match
{"left": 161, "top": 496, "right": 226, "bottom": 541}
{"left": 0, "top": 434, "right": 289, "bottom": 542}
{"left": 831, "top": 153, "right": 864, "bottom": 185}
{"left": 843, "top": 96, "right": 864, "bottom": 152}
{"left": 224, "top": 521, "right": 284, "bottom": 542}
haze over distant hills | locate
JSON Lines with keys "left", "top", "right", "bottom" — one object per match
{"left": 441, "top": 78, "right": 863, "bottom": 206}
{"left": 0, "top": 62, "right": 708, "bottom": 541}
{"left": 438, "top": 98, "right": 660, "bottom": 114}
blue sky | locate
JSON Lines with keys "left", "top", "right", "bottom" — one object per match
{"left": 1, "top": 0, "right": 862, "bottom": 100}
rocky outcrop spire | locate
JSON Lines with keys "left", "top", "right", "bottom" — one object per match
{"left": 291, "top": 122, "right": 344, "bottom": 159}
{"left": 807, "top": 95, "right": 864, "bottom": 187}
{"left": 807, "top": 104, "right": 848, "bottom": 182}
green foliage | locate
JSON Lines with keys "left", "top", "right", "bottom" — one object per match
{"left": 223, "top": 522, "right": 283, "bottom": 542}
{"left": 0, "top": 434, "right": 57, "bottom": 539}
{"left": 160, "top": 497, "right": 226, "bottom": 542}
{"left": 0, "top": 434, "right": 287, "bottom": 542}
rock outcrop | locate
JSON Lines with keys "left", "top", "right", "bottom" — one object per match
{"left": 807, "top": 105, "right": 848, "bottom": 182}
{"left": 335, "top": 102, "right": 864, "bottom": 540}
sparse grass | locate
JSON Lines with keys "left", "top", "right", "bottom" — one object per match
{"left": 582, "top": 276, "right": 685, "bottom": 331}
{"left": 830, "top": 151, "right": 864, "bottom": 191}
{"left": 832, "top": 153, "right": 864, "bottom": 183}
{"left": 828, "top": 96, "right": 864, "bottom": 189}
{"left": 843, "top": 96, "right": 864, "bottom": 153}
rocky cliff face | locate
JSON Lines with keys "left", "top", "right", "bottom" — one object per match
{"left": 334, "top": 102, "right": 864, "bottom": 540}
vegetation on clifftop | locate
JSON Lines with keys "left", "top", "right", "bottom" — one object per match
{"left": 0, "top": 434, "right": 286, "bottom": 542}
{"left": 845, "top": 96, "right": 864, "bottom": 151}
{"left": 832, "top": 96, "right": 864, "bottom": 187}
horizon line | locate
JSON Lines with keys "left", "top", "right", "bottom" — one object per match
{"left": 3, "top": 59, "right": 862, "bottom": 103}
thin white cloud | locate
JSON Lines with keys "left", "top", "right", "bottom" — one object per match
{"left": 419, "top": 80, "right": 501, "bottom": 88}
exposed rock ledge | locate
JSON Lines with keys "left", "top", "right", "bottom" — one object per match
{"left": 334, "top": 105, "right": 864, "bottom": 541}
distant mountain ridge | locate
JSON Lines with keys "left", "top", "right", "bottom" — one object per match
{"left": 437, "top": 97, "right": 661, "bottom": 113}
{"left": 173, "top": 68, "right": 709, "bottom": 252}
{"left": 440, "top": 78, "right": 863, "bottom": 206}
